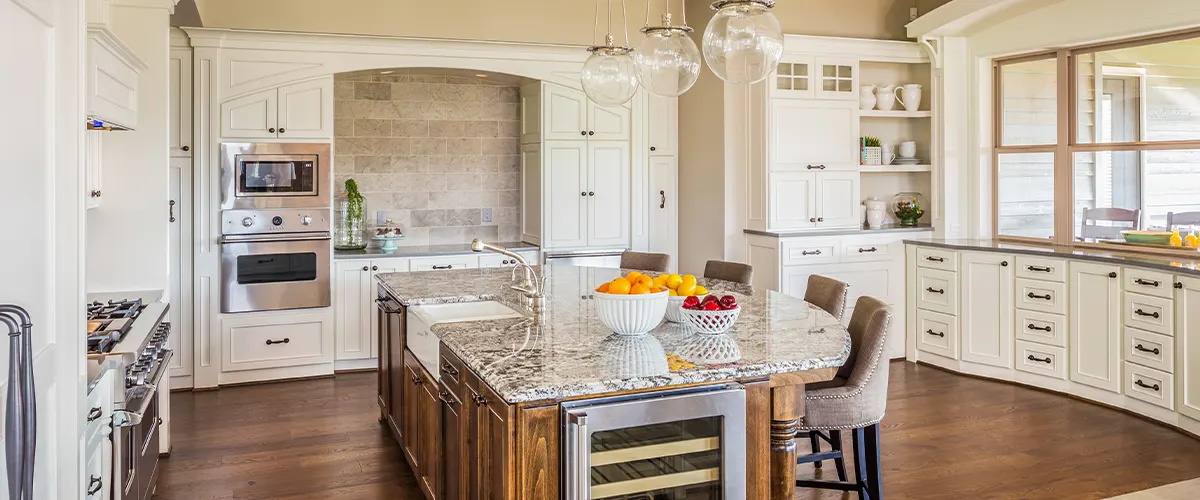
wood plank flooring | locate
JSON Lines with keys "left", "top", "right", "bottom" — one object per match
{"left": 157, "top": 362, "right": 1200, "bottom": 500}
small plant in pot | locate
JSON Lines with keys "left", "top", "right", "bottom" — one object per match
{"left": 892, "top": 191, "right": 926, "bottom": 227}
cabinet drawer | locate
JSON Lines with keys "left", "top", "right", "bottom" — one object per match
{"left": 915, "top": 308, "right": 958, "bottom": 360}
{"left": 1123, "top": 327, "right": 1174, "bottom": 374}
{"left": 1124, "top": 362, "right": 1175, "bottom": 410}
{"left": 479, "top": 251, "right": 538, "bottom": 268}
{"left": 1123, "top": 292, "right": 1174, "bottom": 336}
{"left": 1015, "top": 256, "right": 1066, "bottom": 282}
{"left": 223, "top": 317, "right": 329, "bottom": 372}
{"left": 915, "top": 268, "right": 957, "bottom": 315}
{"left": 915, "top": 246, "right": 957, "bottom": 271}
{"left": 409, "top": 255, "right": 479, "bottom": 272}
{"left": 840, "top": 241, "right": 893, "bottom": 263}
{"left": 439, "top": 344, "right": 466, "bottom": 390}
{"left": 780, "top": 238, "right": 840, "bottom": 266}
{"left": 1014, "top": 309, "right": 1067, "bottom": 348}
{"left": 1015, "top": 341, "right": 1067, "bottom": 380}
{"left": 1015, "top": 279, "right": 1067, "bottom": 315}
{"left": 1123, "top": 268, "right": 1173, "bottom": 299}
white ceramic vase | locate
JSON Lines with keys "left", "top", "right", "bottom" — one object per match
{"left": 864, "top": 198, "right": 888, "bottom": 228}
{"left": 896, "top": 84, "right": 923, "bottom": 112}
{"left": 875, "top": 84, "right": 898, "bottom": 111}
{"left": 859, "top": 85, "right": 877, "bottom": 111}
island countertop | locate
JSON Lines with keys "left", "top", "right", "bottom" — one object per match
{"left": 905, "top": 238, "right": 1200, "bottom": 276}
{"left": 376, "top": 266, "right": 852, "bottom": 404}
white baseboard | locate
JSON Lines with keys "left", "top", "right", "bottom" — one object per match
{"left": 335, "top": 358, "right": 378, "bottom": 372}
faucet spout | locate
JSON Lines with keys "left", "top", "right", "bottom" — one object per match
{"left": 471, "top": 239, "right": 545, "bottom": 312}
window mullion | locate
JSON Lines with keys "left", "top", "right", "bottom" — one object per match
{"left": 1054, "top": 49, "right": 1073, "bottom": 246}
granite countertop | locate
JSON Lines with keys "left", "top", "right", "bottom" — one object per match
{"left": 377, "top": 266, "right": 851, "bottom": 404}
{"left": 745, "top": 224, "right": 934, "bottom": 238}
{"left": 335, "top": 241, "right": 538, "bottom": 260}
{"left": 905, "top": 238, "right": 1200, "bottom": 276}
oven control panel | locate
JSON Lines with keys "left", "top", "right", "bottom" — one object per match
{"left": 221, "top": 208, "right": 331, "bottom": 235}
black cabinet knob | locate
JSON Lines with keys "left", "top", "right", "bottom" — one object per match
{"left": 588, "top": 191, "right": 595, "bottom": 196}
{"left": 581, "top": 191, "right": 587, "bottom": 197}
{"left": 362, "top": 265, "right": 369, "bottom": 271}
{"left": 817, "top": 217, "right": 824, "bottom": 222}
{"left": 580, "top": 131, "right": 587, "bottom": 136}
{"left": 181, "top": 145, "right": 190, "bottom": 152}
{"left": 650, "top": 146, "right": 657, "bottom": 152}
{"left": 1109, "top": 272, "right": 1118, "bottom": 278}
{"left": 1001, "top": 261, "right": 1008, "bottom": 267}
{"left": 278, "top": 128, "right": 285, "bottom": 133}
{"left": 372, "top": 266, "right": 378, "bottom": 271}
{"left": 588, "top": 131, "right": 595, "bottom": 136}
{"left": 268, "top": 127, "right": 276, "bottom": 133}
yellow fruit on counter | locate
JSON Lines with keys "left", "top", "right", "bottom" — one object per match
{"left": 681, "top": 274, "right": 697, "bottom": 289}
{"left": 635, "top": 275, "right": 654, "bottom": 287}
{"left": 626, "top": 271, "right": 643, "bottom": 283}
{"left": 630, "top": 283, "right": 651, "bottom": 294}
{"left": 652, "top": 275, "right": 669, "bottom": 288}
{"left": 666, "top": 274, "right": 683, "bottom": 289}
{"left": 668, "top": 288, "right": 678, "bottom": 296}
{"left": 694, "top": 285, "right": 709, "bottom": 296}
{"left": 597, "top": 282, "right": 611, "bottom": 293}
{"left": 609, "top": 278, "right": 632, "bottom": 295}
{"left": 676, "top": 283, "right": 697, "bottom": 297}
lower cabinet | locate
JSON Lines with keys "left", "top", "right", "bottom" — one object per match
{"left": 959, "top": 252, "right": 1013, "bottom": 368}
{"left": 401, "top": 350, "right": 423, "bottom": 468}
{"left": 1068, "top": 261, "right": 1122, "bottom": 394}
{"left": 418, "top": 373, "right": 443, "bottom": 499}
{"left": 1176, "top": 276, "right": 1200, "bottom": 422}
{"left": 335, "top": 258, "right": 409, "bottom": 362}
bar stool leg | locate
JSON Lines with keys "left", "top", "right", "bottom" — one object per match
{"left": 808, "top": 432, "right": 823, "bottom": 469}
{"left": 864, "top": 424, "right": 883, "bottom": 500}
{"left": 830, "top": 429, "right": 848, "bottom": 482}
{"left": 851, "top": 428, "right": 869, "bottom": 500}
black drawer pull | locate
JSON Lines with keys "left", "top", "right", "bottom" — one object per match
{"left": 441, "top": 363, "right": 459, "bottom": 376}
{"left": 858, "top": 247, "right": 878, "bottom": 253}
{"left": 802, "top": 250, "right": 822, "bottom": 256}
{"left": 925, "top": 287, "right": 944, "bottom": 294}
{"left": 925, "top": 329, "right": 945, "bottom": 338}
{"left": 1134, "top": 308, "right": 1160, "bottom": 319}
{"left": 925, "top": 256, "right": 945, "bottom": 262}
{"left": 1027, "top": 265, "right": 1052, "bottom": 273}
{"left": 1134, "top": 380, "right": 1161, "bottom": 392}
{"left": 1027, "top": 324, "right": 1052, "bottom": 332}
{"left": 806, "top": 164, "right": 827, "bottom": 170}
{"left": 1134, "top": 344, "right": 1161, "bottom": 355}
{"left": 1027, "top": 292, "right": 1052, "bottom": 300}
{"left": 433, "top": 265, "right": 453, "bottom": 270}
{"left": 265, "top": 338, "right": 290, "bottom": 345}
{"left": 1027, "top": 355, "right": 1052, "bottom": 364}
{"left": 87, "top": 406, "right": 102, "bottom": 422}
{"left": 1134, "top": 278, "right": 1161, "bottom": 287}
{"left": 472, "top": 394, "right": 487, "bottom": 406}
{"left": 87, "top": 476, "right": 103, "bottom": 496}
{"left": 439, "top": 391, "right": 457, "bottom": 405}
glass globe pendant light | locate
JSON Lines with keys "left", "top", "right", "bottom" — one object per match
{"left": 582, "top": 0, "right": 640, "bottom": 106}
{"left": 703, "top": 0, "right": 784, "bottom": 84}
{"left": 635, "top": 1, "right": 702, "bottom": 97}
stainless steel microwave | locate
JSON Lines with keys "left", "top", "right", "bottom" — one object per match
{"left": 220, "top": 142, "right": 331, "bottom": 209}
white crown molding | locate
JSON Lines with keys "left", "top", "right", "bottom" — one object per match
{"left": 905, "top": 0, "right": 1063, "bottom": 38}
{"left": 170, "top": 26, "right": 190, "bottom": 48}
{"left": 88, "top": 25, "right": 149, "bottom": 71}
{"left": 111, "top": 0, "right": 179, "bottom": 12}
{"left": 783, "top": 34, "right": 928, "bottom": 64}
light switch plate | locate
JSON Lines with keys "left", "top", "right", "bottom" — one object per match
{"left": 482, "top": 207, "right": 493, "bottom": 223}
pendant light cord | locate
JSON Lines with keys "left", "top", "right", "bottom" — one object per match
{"left": 593, "top": 0, "right": 600, "bottom": 45}
{"left": 642, "top": 0, "right": 687, "bottom": 29}
{"left": 621, "top": 0, "right": 630, "bottom": 46}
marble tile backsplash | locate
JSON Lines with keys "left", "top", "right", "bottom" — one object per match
{"left": 333, "top": 72, "right": 522, "bottom": 246}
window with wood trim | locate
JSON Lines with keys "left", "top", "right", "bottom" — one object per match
{"left": 994, "top": 30, "right": 1200, "bottom": 244}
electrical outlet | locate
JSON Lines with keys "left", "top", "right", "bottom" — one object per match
{"left": 482, "top": 207, "right": 493, "bottom": 223}
{"left": 910, "top": 7, "right": 919, "bottom": 21}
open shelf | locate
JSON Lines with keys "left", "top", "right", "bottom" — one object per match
{"left": 859, "top": 110, "right": 932, "bottom": 118}
{"left": 859, "top": 164, "right": 932, "bottom": 173}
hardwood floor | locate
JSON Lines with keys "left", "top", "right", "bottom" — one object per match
{"left": 157, "top": 362, "right": 1200, "bottom": 500}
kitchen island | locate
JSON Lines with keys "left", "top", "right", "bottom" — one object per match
{"left": 374, "top": 264, "right": 851, "bottom": 500}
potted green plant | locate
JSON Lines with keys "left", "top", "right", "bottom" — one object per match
{"left": 861, "top": 136, "right": 882, "bottom": 165}
{"left": 892, "top": 191, "right": 926, "bottom": 227}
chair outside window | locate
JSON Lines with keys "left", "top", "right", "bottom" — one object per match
{"left": 1167, "top": 211, "right": 1200, "bottom": 229}
{"left": 1078, "top": 207, "right": 1140, "bottom": 240}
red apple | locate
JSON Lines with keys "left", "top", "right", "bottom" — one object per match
{"left": 702, "top": 301, "right": 722, "bottom": 311}
{"left": 682, "top": 296, "right": 701, "bottom": 310}
{"left": 719, "top": 295, "right": 738, "bottom": 310}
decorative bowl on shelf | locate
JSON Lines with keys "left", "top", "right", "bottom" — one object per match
{"left": 892, "top": 191, "right": 926, "bottom": 227}
{"left": 1121, "top": 230, "right": 1173, "bottom": 245}
{"left": 680, "top": 306, "right": 740, "bottom": 335}
{"left": 594, "top": 290, "right": 669, "bottom": 336}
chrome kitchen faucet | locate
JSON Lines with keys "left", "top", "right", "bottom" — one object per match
{"left": 470, "top": 239, "right": 547, "bottom": 313}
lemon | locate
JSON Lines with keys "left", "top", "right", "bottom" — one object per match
{"left": 694, "top": 285, "right": 709, "bottom": 296}
{"left": 668, "top": 288, "right": 678, "bottom": 296}
{"left": 666, "top": 274, "right": 683, "bottom": 289}
{"left": 626, "top": 271, "right": 643, "bottom": 283}
{"left": 681, "top": 274, "right": 697, "bottom": 289}
{"left": 652, "top": 275, "right": 668, "bottom": 288}
{"left": 676, "top": 283, "right": 697, "bottom": 297}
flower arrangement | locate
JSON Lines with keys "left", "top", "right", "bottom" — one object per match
{"left": 893, "top": 194, "right": 925, "bottom": 226}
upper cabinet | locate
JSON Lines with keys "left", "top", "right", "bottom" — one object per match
{"left": 86, "top": 32, "right": 146, "bottom": 130}
{"left": 648, "top": 94, "right": 678, "bottom": 156}
{"left": 220, "top": 77, "right": 333, "bottom": 140}
{"left": 169, "top": 49, "right": 192, "bottom": 157}
{"left": 772, "top": 99, "right": 859, "bottom": 170}
{"left": 772, "top": 55, "right": 858, "bottom": 101}
{"left": 540, "top": 83, "right": 631, "bottom": 142}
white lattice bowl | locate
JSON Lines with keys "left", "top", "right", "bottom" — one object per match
{"left": 594, "top": 290, "right": 669, "bottom": 336}
{"left": 680, "top": 306, "right": 741, "bottom": 335}
{"left": 665, "top": 296, "right": 688, "bottom": 323}
{"left": 676, "top": 333, "right": 742, "bottom": 365}
{"left": 599, "top": 334, "right": 669, "bottom": 378}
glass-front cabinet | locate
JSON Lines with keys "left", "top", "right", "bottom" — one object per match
{"left": 563, "top": 386, "right": 746, "bottom": 499}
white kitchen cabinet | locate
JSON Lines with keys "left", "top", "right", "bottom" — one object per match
{"left": 814, "top": 57, "right": 858, "bottom": 101}
{"left": 85, "top": 131, "right": 103, "bottom": 210}
{"left": 222, "top": 310, "right": 334, "bottom": 373}
{"left": 520, "top": 143, "right": 542, "bottom": 245}
{"left": 168, "top": 157, "right": 193, "bottom": 381}
{"left": 335, "top": 258, "right": 409, "bottom": 362}
{"left": 589, "top": 101, "right": 630, "bottom": 140}
{"left": 1177, "top": 276, "right": 1200, "bottom": 422}
{"left": 410, "top": 255, "right": 479, "bottom": 271}
{"left": 543, "top": 84, "right": 589, "bottom": 141}
{"left": 544, "top": 141, "right": 589, "bottom": 248}
{"left": 587, "top": 141, "right": 630, "bottom": 246}
{"left": 916, "top": 308, "right": 958, "bottom": 360}
{"left": 814, "top": 171, "right": 861, "bottom": 229}
{"left": 771, "top": 99, "right": 859, "bottom": 170}
{"left": 648, "top": 94, "right": 678, "bottom": 156}
{"left": 169, "top": 49, "right": 193, "bottom": 157}
{"left": 649, "top": 156, "right": 678, "bottom": 269}
{"left": 86, "top": 34, "right": 144, "bottom": 130}
{"left": 520, "top": 82, "right": 542, "bottom": 144}
{"left": 1069, "top": 262, "right": 1123, "bottom": 394}
{"left": 221, "top": 78, "right": 333, "bottom": 140}
{"left": 959, "top": 252, "right": 1014, "bottom": 369}
{"left": 773, "top": 57, "right": 815, "bottom": 99}
{"left": 769, "top": 172, "right": 816, "bottom": 230}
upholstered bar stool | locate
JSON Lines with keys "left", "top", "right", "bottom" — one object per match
{"left": 702, "top": 260, "right": 753, "bottom": 285}
{"left": 804, "top": 274, "right": 848, "bottom": 320}
{"left": 795, "top": 296, "right": 891, "bottom": 500}
{"left": 619, "top": 251, "right": 671, "bottom": 273}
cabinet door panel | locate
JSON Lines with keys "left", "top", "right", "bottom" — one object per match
{"left": 520, "top": 143, "right": 542, "bottom": 244}
{"left": 959, "top": 252, "right": 1014, "bottom": 368}
{"left": 647, "top": 94, "right": 678, "bottom": 156}
{"left": 543, "top": 84, "right": 588, "bottom": 141}
{"left": 814, "top": 57, "right": 858, "bottom": 101}
{"left": 388, "top": 311, "right": 405, "bottom": 435}
{"left": 544, "top": 142, "right": 588, "bottom": 247}
{"left": 771, "top": 100, "right": 858, "bottom": 169}
{"left": 1069, "top": 262, "right": 1122, "bottom": 393}
{"left": 588, "top": 101, "right": 630, "bottom": 140}
{"left": 278, "top": 78, "right": 332, "bottom": 139}
{"left": 769, "top": 172, "right": 815, "bottom": 230}
{"left": 168, "top": 50, "right": 192, "bottom": 156}
{"left": 588, "top": 141, "right": 630, "bottom": 246}
{"left": 370, "top": 259, "right": 407, "bottom": 358}
{"left": 916, "top": 308, "right": 958, "bottom": 360}
{"left": 419, "top": 371, "right": 442, "bottom": 499}
{"left": 440, "top": 381, "right": 464, "bottom": 500}
{"left": 221, "top": 89, "right": 277, "bottom": 139}
{"left": 334, "top": 261, "right": 369, "bottom": 360}
{"left": 401, "top": 351, "right": 421, "bottom": 465}
{"left": 1176, "top": 276, "right": 1200, "bottom": 421}
{"left": 649, "top": 156, "right": 678, "bottom": 269}
{"left": 815, "top": 172, "right": 860, "bottom": 229}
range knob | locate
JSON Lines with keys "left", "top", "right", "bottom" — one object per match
{"left": 241, "top": 217, "right": 254, "bottom": 228}
{"left": 301, "top": 215, "right": 313, "bottom": 226}
{"left": 271, "top": 216, "right": 284, "bottom": 226}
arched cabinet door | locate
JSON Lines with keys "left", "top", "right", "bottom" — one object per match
{"left": 542, "top": 84, "right": 588, "bottom": 141}
{"left": 588, "top": 100, "right": 631, "bottom": 141}
{"left": 221, "top": 88, "right": 277, "bottom": 139}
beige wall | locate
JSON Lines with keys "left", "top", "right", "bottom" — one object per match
{"left": 193, "top": 0, "right": 951, "bottom": 44}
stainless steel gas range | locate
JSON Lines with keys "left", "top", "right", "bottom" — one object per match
{"left": 87, "top": 297, "right": 173, "bottom": 500}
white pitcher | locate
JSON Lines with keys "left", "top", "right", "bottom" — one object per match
{"left": 895, "top": 84, "right": 923, "bottom": 112}
{"left": 876, "top": 84, "right": 898, "bottom": 111}
{"left": 859, "top": 85, "right": 877, "bottom": 111}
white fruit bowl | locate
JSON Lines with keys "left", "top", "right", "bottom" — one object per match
{"left": 594, "top": 290, "right": 669, "bottom": 336}
{"left": 665, "top": 295, "right": 689, "bottom": 323}
{"left": 680, "top": 306, "right": 741, "bottom": 335}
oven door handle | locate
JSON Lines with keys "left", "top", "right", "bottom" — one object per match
{"left": 219, "top": 232, "right": 331, "bottom": 244}
{"left": 112, "top": 349, "right": 173, "bottom": 428}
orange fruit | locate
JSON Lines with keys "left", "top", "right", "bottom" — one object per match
{"left": 659, "top": 286, "right": 669, "bottom": 292}
{"left": 652, "top": 275, "right": 668, "bottom": 288}
{"left": 630, "top": 283, "right": 651, "bottom": 295}
{"left": 636, "top": 275, "right": 654, "bottom": 287}
{"left": 608, "top": 278, "right": 632, "bottom": 295}
{"left": 596, "top": 282, "right": 611, "bottom": 293}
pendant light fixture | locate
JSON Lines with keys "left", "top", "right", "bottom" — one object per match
{"left": 703, "top": 0, "right": 784, "bottom": 84}
{"left": 582, "top": 0, "right": 640, "bottom": 106}
{"left": 634, "top": 0, "right": 702, "bottom": 97}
